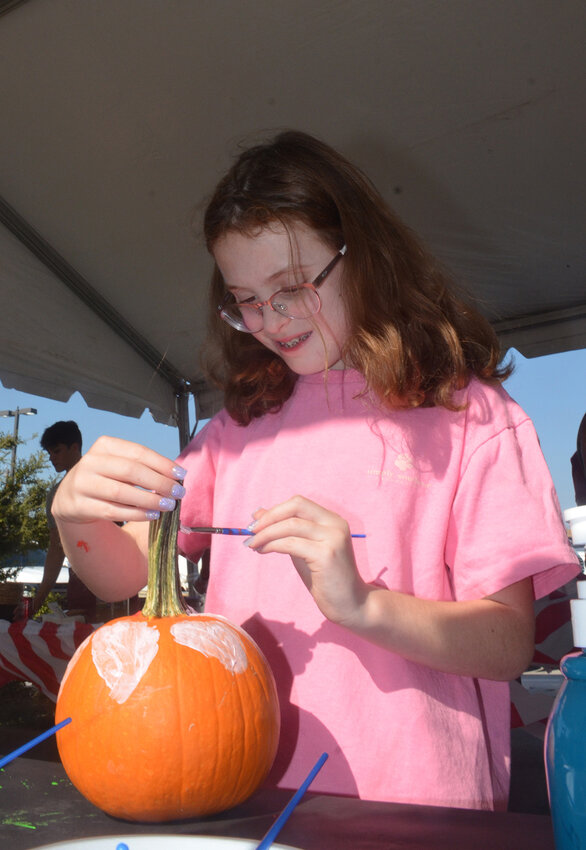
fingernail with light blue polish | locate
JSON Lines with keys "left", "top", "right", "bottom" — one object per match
{"left": 247, "top": 519, "right": 258, "bottom": 532}
{"left": 145, "top": 510, "right": 160, "bottom": 521}
{"left": 159, "top": 497, "right": 176, "bottom": 511}
{"left": 172, "top": 465, "right": 187, "bottom": 480}
{"left": 171, "top": 483, "right": 186, "bottom": 499}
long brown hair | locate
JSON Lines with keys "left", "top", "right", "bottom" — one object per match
{"left": 203, "top": 130, "right": 511, "bottom": 426}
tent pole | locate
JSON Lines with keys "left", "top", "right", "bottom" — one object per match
{"left": 176, "top": 384, "right": 191, "bottom": 452}
{"left": 175, "top": 383, "right": 202, "bottom": 602}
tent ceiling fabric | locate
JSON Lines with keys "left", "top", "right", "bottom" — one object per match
{"left": 0, "top": 0, "right": 584, "bottom": 426}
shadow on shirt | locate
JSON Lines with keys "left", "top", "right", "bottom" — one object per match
{"left": 242, "top": 615, "right": 358, "bottom": 794}
{"left": 242, "top": 605, "right": 492, "bottom": 795}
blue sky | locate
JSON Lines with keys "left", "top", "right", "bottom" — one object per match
{"left": 1, "top": 346, "right": 584, "bottom": 514}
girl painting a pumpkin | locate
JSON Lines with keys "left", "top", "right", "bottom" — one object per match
{"left": 52, "top": 130, "right": 579, "bottom": 811}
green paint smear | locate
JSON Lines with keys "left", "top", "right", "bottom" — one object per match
{"left": 2, "top": 817, "right": 37, "bottom": 829}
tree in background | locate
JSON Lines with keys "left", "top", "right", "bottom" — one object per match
{"left": 0, "top": 431, "right": 55, "bottom": 580}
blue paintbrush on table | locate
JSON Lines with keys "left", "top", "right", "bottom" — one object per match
{"left": 254, "top": 752, "right": 328, "bottom": 849}
{"left": 0, "top": 717, "right": 72, "bottom": 769}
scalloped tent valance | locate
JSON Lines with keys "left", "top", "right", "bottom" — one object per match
{"left": 1, "top": 0, "right": 584, "bottom": 447}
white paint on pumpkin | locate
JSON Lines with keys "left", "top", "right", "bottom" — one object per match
{"left": 91, "top": 621, "right": 159, "bottom": 703}
{"left": 171, "top": 619, "right": 249, "bottom": 673}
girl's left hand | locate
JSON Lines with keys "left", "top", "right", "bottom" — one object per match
{"left": 245, "top": 495, "right": 368, "bottom": 625}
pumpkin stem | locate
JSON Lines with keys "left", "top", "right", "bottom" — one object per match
{"left": 142, "top": 502, "right": 188, "bottom": 618}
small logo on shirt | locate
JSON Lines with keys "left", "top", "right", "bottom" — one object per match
{"left": 394, "top": 453, "right": 414, "bottom": 471}
{"left": 366, "top": 451, "right": 430, "bottom": 488}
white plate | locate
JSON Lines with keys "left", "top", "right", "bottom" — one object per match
{"left": 33, "top": 836, "right": 302, "bottom": 850}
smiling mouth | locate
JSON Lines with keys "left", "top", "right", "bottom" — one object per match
{"left": 276, "top": 332, "right": 312, "bottom": 350}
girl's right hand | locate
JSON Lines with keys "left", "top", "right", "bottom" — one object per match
{"left": 51, "top": 436, "right": 187, "bottom": 525}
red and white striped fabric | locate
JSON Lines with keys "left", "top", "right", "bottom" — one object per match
{"left": 0, "top": 583, "right": 578, "bottom": 726}
{"left": 510, "top": 579, "right": 577, "bottom": 735}
{"left": 0, "top": 619, "right": 97, "bottom": 701}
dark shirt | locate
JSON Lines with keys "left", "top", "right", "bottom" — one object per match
{"left": 571, "top": 451, "right": 586, "bottom": 506}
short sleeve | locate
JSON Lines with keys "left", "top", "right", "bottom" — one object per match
{"left": 446, "top": 416, "right": 580, "bottom": 601}
{"left": 45, "top": 482, "right": 59, "bottom": 530}
{"left": 175, "top": 415, "right": 224, "bottom": 562}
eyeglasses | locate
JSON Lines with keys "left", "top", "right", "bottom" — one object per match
{"left": 218, "top": 245, "right": 347, "bottom": 333}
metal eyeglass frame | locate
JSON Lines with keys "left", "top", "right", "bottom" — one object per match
{"left": 218, "top": 244, "right": 347, "bottom": 333}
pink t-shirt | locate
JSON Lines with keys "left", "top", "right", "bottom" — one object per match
{"left": 178, "top": 370, "right": 579, "bottom": 810}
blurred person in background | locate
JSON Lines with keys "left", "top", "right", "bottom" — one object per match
{"left": 14, "top": 420, "right": 99, "bottom": 621}
{"left": 571, "top": 413, "right": 586, "bottom": 506}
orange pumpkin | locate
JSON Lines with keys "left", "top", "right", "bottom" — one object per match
{"left": 55, "top": 508, "right": 280, "bottom": 822}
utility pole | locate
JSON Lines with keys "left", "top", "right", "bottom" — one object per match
{"left": 0, "top": 407, "right": 38, "bottom": 481}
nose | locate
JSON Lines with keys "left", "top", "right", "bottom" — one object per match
{"left": 260, "top": 304, "right": 292, "bottom": 334}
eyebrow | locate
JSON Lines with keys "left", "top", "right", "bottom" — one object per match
{"left": 227, "top": 262, "right": 312, "bottom": 293}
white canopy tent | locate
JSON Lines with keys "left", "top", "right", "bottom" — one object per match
{"left": 1, "top": 0, "right": 584, "bottom": 447}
